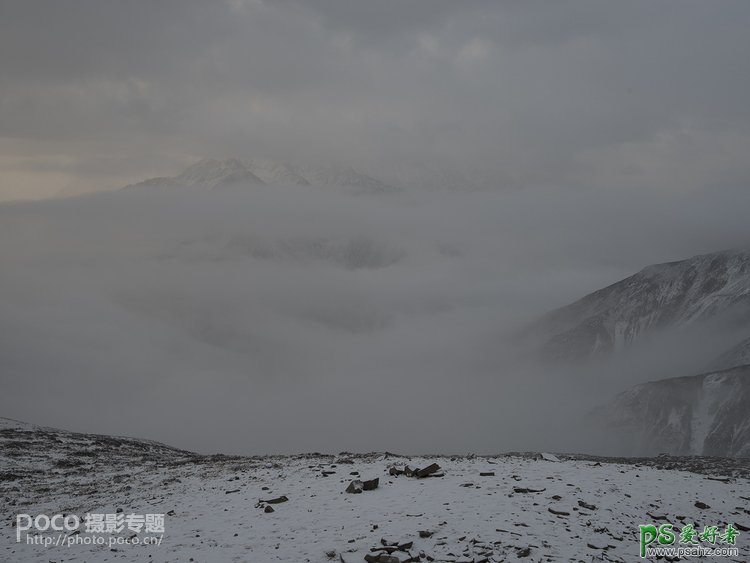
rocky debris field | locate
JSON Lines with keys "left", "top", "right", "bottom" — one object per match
{"left": 2, "top": 417, "right": 750, "bottom": 562}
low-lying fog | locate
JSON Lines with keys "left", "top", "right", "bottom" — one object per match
{"left": 2, "top": 182, "right": 750, "bottom": 455}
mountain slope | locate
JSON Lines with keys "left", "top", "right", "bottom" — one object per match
{"left": 125, "top": 158, "right": 398, "bottom": 192}
{"left": 0, "top": 417, "right": 194, "bottom": 471}
{"left": 3, "top": 417, "right": 749, "bottom": 562}
{"left": 592, "top": 366, "right": 750, "bottom": 457}
{"left": 298, "top": 163, "right": 399, "bottom": 192}
{"left": 244, "top": 158, "right": 310, "bottom": 185}
{"left": 529, "top": 249, "right": 750, "bottom": 361}
{"left": 174, "top": 158, "right": 265, "bottom": 189}
{"left": 126, "top": 158, "right": 265, "bottom": 190}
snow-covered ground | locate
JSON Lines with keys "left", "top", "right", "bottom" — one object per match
{"left": 2, "top": 417, "right": 749, "bottom": 562}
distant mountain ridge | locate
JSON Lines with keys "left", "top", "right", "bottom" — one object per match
{"left": 592, "top": 365, "right": 750, "bottom": 457}
{"left": 125, "top": 158, "right": 398, "bottom": 192}
{"left": 528, "top": 249, "right": 750, "bottom": 361}
{"left": 374, "top": 163, "right": 514, "bottom": 192}
{"left": 563, "top": 248, "right": 750, "bottom": 458}
{"left": 245, "top": 158, "right": 310, "bottom": 186}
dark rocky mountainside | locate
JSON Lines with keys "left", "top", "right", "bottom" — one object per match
{"left": 591, "top": 365, "right": 750, "bottom": 457}
{"left": 528, "top": 249, "right": 750, "bottom": 361}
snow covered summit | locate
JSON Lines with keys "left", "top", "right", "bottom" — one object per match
{"left": 126, "top": 158, "right": 399, "bottom": 192}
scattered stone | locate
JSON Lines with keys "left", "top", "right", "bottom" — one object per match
{"left": 647, "top": 513, "right": 669, "bottom": 521}
{"left": 345, "top": 477, "right": 378, "bottom": 493}
{"left": 496, "top": 528, "right": 522, "bottom": 536}
{"left": 264, "top": 505, "right": 274, "bottom": 513}
{"left": 514, "top": 486, "right": 546, "bottom": 494}
{"left": 363, "top": 477, "right": 380, "bottom": 491}
{"left": 548, "top": 508, "right": 570, "bottom": 516}
{"left": 390, "top": 463, "right": 442, "bottom": 479}
{"left": 480, "top": 471, "right": 495, "bottom": 476}
{"left": 346, "top": 480, "right": 364, "bottom": 494}
{"left": 516, "top": 546, "right": 531, "bottom": 557}
{"left": 706, "top": 476, "right": 732, "bottom": 483}
{"left": 261, "top": 495, "right": 288, "bottom": 504}
{"left": 578, "top": 500, "right": 597, "bottom": 510}
{"left": 416, "top": 463, "right": 441, "bottom": 478}
{"left": 369, "top": 539, "right": 415, "bottom": 557}
{"left": 398, "top": 541, "right": 413, "bottom": 550}
{"left": 419, "top": 530, "right": 433, "bottom": 538}
{"left": 540, "top": 453, "right": 560, "bottom": 462}
{"left": 225, "top": 489, "right": 240, "bottom": 494}
{"left": 325, "top": 549, "right": 337, "bottom": 559}
{"left": 694, "top": 501, "right": 710, "bottom": 510}
{"left": 364, "top": 555, "right": 400, "bottom": 563}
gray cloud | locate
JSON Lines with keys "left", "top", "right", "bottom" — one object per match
{"left": 1, "top": 1, "right": 749, "bottom": 198}
{"left": 2, "top": 182, "right": 750, "bottom": 454}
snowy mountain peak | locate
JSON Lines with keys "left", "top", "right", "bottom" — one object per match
{"left": 529, "top": 248, "right": 750, "bottom": 361}
{"left": 174, "top": 158, "right": 265, "bottom": 189}
{"left": 244, "top": 158, "right": 310, "bottom": 186}
{"left": 126, "top": 158, "right": 399, "bottom": 192}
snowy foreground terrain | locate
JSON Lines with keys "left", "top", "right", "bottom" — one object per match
{"left": 2, "top": 418, "right": 749, "bottom": 563}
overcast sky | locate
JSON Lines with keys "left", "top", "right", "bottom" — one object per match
{"left": 2, "top": 1, "right": 750, "bottom": 454}
{"left": 1, "top": 0, "right": 749, "bottom": 200}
